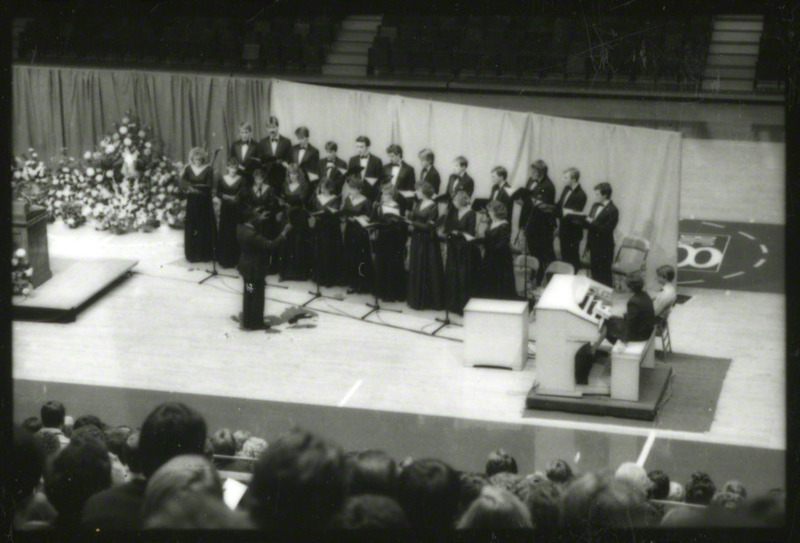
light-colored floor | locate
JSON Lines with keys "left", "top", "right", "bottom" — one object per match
{"left": 12, "top": 222, "right": 785, "bottom": 450}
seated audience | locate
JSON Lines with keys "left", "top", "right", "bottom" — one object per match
{"left": 647, "top": 470, "right": 670, "bottom": 500}
{"left": 45, "top": 435, "right": 112, "bottom": 530}
{"left": 488, "top": 472, "right": 523, "bottom": 492}
{"left": 614, "top": 462, "right": 651, "bottom": 496}
{"left": 233, "top": 430, "right": 253, "bottom": 454}
{"left": 72, "top": 423, "right": 129, "bottom": 485}
{"left": 485, "top": 448, "right": 518, "bottom": 477}
{"left": 329, "top": 495, "right": 411, "bottom": 530}
{"left": 685, "top": 471, "right": 716, "bottom": 506}
{"left": 36, "top": 431, "right": 62, "bottom": 459}
{"left": 396, "top": 458, "right": 460, "bottom": 532}
{"left": 81, "top": 402, "right": 207, "bottom": 530}
{"left": 709, "top": 490, "right": 745, "bottom": 510}
{"left": 456, "top": 485, "right": 533, "bottom": 529}
{"left": 667, "top": 481, "right": 685, "bottom": 501}
{"left": 652, "top": 264, "right": 678, "bottom": 316}
{"left": 120, "top": 430, "right": 144, "bottom": 481}
{"left": 37, "top": 401, "right": 70, "bottom": 449}
{"left": 457, "top": 471, "right": 490, "bottom": 516}
{"left": 22, "top": 416, "right": 43, "bottom": 434}
{"left": 346, "top": 450, "right": 398, "bottom": 497}
{"left": 105, "top": 425, "right": 133, "bottom": 459}
{"left": 510, "top": 476, "right": 561, "bottom": 531}
{"left": 211, "top": 428, "right": 237, "bottom": 469}
{"left": 63, "top": 416, "right": 74, "bottom": 438}
{"left": 12, "top": 425, "right": 57, "bottom": 531}
{"left": 720, "top": 479, "right": 747, "bottom": 500}
{"left": 545, "top": 459, "right": 575, "bottom": 488}
{"left": 73, "top": 414, "right": 106, "bottom": 432}
{"left": 560, "top": 472, "right": 650, "bottom": 537}
{"left": 248, "top": 428, "right": 347, "bottom": 531}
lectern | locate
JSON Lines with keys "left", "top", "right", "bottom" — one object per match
{"left": 12, "top": 202, "right": 52, "bottom": 289}
{"left": 463, "top": 298, "right": 529, "bottom": 370}
{"left": 533, "top": 274, "right": 612, "bottom": 396}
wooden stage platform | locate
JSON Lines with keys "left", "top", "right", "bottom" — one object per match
{"left": 13, "top": 257, "right": 138, "bottom": 323}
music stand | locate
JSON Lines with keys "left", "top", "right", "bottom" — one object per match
{"left": 302, "top": 206, "right": 346, "bottom": 308}
{"left": 432, "top": 231, "right": 464, "bottom": 336}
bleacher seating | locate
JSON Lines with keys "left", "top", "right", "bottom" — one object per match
{"left": 755, "top": 17, "right": 783, "bottom": 89}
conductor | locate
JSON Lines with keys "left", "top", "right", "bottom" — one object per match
{"left": 234, "top": 207, "right": 292, "bottom": 331}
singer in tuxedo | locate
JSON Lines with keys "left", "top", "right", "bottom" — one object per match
{"left": 582, "top": 182, "right": 619, "bottom": 287}
{"left": 478, "top": 201, "right": 517, "bottom": 300}
{"left": 317, "top": 141, "right": 347, "bottom": 196}
{"left": 555, "top": 167, "right": 587, "bottom": 272}
{"left": 441, "top": 188, "right": 481, "bottom": 315}
{"left": 371, "top": 184, "right": 408, "bottom": 303}
{"left": 348, "top": 135, "right": 384, "bottom": 202}
{"left": 310, "top": 178, "right": 344, "bottom": 287}
{"left": 229, "top": 121, "right": 262, "bottom": 182}
{"left": 259, "top": 116, "right": 293, "bottom": 193}
{"left": 407, "top": 181, "right": 445, "bottom": 310}
{"left": 515, "top": 160, "right": 556, "bottom": 283}
{"left": 445, "top": 156, "right": 475, "bottom": 203}
{"left": 235, "top": 208, "right": 291, "bottom": 331}
{"left": 417, "top": 148, "right": 441, "bottom": 194}
{"left": 382, "top": 144, "right": 416, "bottom": 192}
{"left": 291, "top": 126, "right": 320, "bottom": 185}
{"left": 214, "top": 158, "right": 246, "bottom": 268}
{"left": 488, "top": 166, "right": 513, "bottom": 220}
{"left": 341, "top": 170, "right": 374, "bottom": 294}
{"left": 179, "top": 147, "right": 215, "bottom": 263}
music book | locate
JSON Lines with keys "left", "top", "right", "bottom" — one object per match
{"left": 337, "top": 167, "right": 348, "bottom": 175}
{"left": 433, "top": 193, "right": 451, "bottom": 203}
{"left": 222, "top": 478, "right": 248, "bottom": 511}
{"left": 364, "top": 176, "right": 379, "bottom": 186}
{"left": 398, "top": 190, "right": 416, "bottom": 200}
{"left": 381, "top": 205, "right": 401, "bottom": 216}
{"left": 307, "top": 172, "right": 320, "bottom": 181}
{"left": 354, "top": 216, "right": 374, "bottom": 228}
{"left": 462, "top": 232, "right": 476, "bottom": 241}
{"left": 562, "top": 208, "right": 587, "bottom": 216}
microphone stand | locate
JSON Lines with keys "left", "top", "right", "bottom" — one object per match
{"left": 198, "top": 148, "right": 238, "bottom": 285}
{"left": 302, "top": 205, "right": 345, "bottom": 307}
{"left": 432, "top": 230, "right": 464, "bottom": 336}
{"left": 360, "top": 219, "right": 402, "bottom": 320}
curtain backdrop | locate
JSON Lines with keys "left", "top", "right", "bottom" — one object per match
{"left": 12, "top": 66, "right": 680, "bottom": 283}
{"left": 270, "top": 79, "right": 680, "bottom": 283}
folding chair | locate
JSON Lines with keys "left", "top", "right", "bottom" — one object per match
{"left": 612, "top": 236, "right": 650, "bottom": 290}
{"left": 654, "top": 301, "right": 675, "bottom": 356}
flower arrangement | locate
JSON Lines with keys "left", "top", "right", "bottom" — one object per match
{"left": 11, "top": 247, "right": 34, "bottom": 297}
{"left": 12, "top": 148, "right": 50, "bottom": 209}
{"left": 45, "top": 152, "right": 89, "bottom": 227}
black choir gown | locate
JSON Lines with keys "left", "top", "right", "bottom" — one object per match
{"left": 181, "top": 165, "right": 215, "bottom": 263}
{"left": 341, "top": 196, "right": 374, "bottom": 294}
{"left": 241, "top": 182, "right": 279, "bottom": 268}
{"left": 443, "top": 207, "right": 481, "bottom": 315}
{"left": 407, "top": 200, "right": 445, "bottom": 310}
{"left": 215, "top": 174, "right": 244, "bottom": 268}
{"left": 372, "top": 201, "right": 408, "bottom": 302}
{"left": 479, "top": 221, "right": 518, "bottom": 300}
{"left": 310, "top": 194, "right": 344, "bottom": 287}
{"left": 278, "top": 180, "right": 312, "bottom": 281}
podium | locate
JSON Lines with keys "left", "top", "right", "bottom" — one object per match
{"left": 12, "top": 202, "right": 52, "bottom": 288}
{"left": 463, "top": 298, "right": 529, "bottom": 370}
{"left": 533, "top": 274, "right": 612, "bottom": 396}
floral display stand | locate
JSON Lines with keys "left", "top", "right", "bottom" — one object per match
{"left": 12, "top": 202, "right": 52, "bottom": 289}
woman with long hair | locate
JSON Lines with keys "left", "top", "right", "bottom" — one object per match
{"left": 406, "top": 181, "right": 444, "bottom": 310}
{"left": 180, "top": 147, "right": 215, "bottom": 262}
{"left": 214, "top": 157, "right": 245, "bottom": 268}
{"left": 277, "top": 164, "right": 312, "bottom": 281}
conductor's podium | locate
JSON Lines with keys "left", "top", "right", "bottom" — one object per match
{"left": 463, "top": 299, "right": 529, "bottom": 370}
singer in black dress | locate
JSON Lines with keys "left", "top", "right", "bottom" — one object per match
{"left": 407, "top": 182, "right": 445, "bottom": 310}
{"left": 341, "top": 176, "right": 374, "bottom": 294}
{"left": 371, "top": 184, "right": 408, "bottom": 303}
{"left": 180, "top": 147, "right": 215, "bottom": 263}
{"left": 442, "top": 188, "right": 481, "bottom": 315}
{"left": 215, "top": 158, "right": 245, "bottom": 268}
{"left": 278, "top": 164, "right": 312, "bottom": 281}
{"left": 478, "top": 201, "right": 517, "bottom": 300}
{"left": 310, "top": 178, "right": 344, "bottom": 287}
{"left": 241, "top": 168, "right": 278, "bottom": 268}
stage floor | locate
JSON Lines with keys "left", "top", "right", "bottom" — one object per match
{"left": 11, "top": 222, "right": 785, "bottom": 474}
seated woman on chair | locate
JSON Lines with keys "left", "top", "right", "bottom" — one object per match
{"left": 604, "top": 274, "right": 655, "bottom": 344}
{"left": 651, "top": 265, "right": 677, "bottom": 317}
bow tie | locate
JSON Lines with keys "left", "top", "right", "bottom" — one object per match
{"left": 299, "top": 145, "right": 307, "bottom": 150}
{"left": 271, "top": 138, "right": 278, "bottom": 143}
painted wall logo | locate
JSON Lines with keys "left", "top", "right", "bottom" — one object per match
{"left": 678, "top": 233, "right": 730, "bottom": 272}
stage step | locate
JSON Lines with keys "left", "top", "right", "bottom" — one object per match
{"left": 332, "top": 41, "right": 372, "bottom": 54}
{"left": 711, "top": 29, "right": 762, "bottom": 43}
{"left": 341, "top": 18, "right": 381, "bottom": 32}
{"left": 324, "top": 14, "right": 381, "bottom": 78}
{"left": 708, "top": 42, "right": 759, "bottom": 55}
{"left": 714, "top": 19, "right": 763, "bottom": 32}
{"left": 322, "top": 63, "right": 368, "bottom": 76}
{"left": 703, "top": 15, "right": 762, "bottom": 95}
{"left": 335, "top": 29, "right": 376, "bottom": 43}
{"left": 706, "top": 53, "right": 759, "bottom": 67}
{"left": 327, "top": 52, "right": 368, "bottom": 65}
{"left": 705, "top": 66, "right": 756, "bottom": 79}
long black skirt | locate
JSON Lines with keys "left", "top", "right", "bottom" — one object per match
{"left": 480, "top": 246, "right": 518, "bottom": 300}
{"left": 445, "top": 236, "right": 482, "bottom": 315}
{"left": 343, "top": 221, "right": 373, "bottom": 294}
{"left": 184, "top": 192, "right": 215, "bottom": 262}
{"left": 407, "top": 230, "right": 445, "bottom": 310}
{"left": 311, "top": 215, "right": 344, "bottom": 287}
{"left": 217, "top": 200, "right": 240, "bottom": 268}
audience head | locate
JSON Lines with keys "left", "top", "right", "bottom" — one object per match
{"left": 74, "top": 414, "right": 105, "bottom": 432}
{"left": 418, "top": 148, "right": 435, "bottom": 167}
{"left": 685, "top": 472, "right": 716, "bottom": 506}
{"left": 347, "top": 450, "right": 398, "bottom": 497}
{"left": 647, "top": 470, "right": 670, "bottom": 500}
{"left": 721, "top": 480, "right": 747, "bottom": 500}
{"left": 657, "top": 264, "right": 676, "bottom": 284}
{"left": 37, "top": 431, "right": 62, "bottom": 458}
{"left": 486, "top": 200, "right": 508, "bottom": 222}
{"left": 511, "top": 477, "right": 561, "bottom": 531}
{"left": 40, "top": 401, "right": 66, "bottom": 429}
{"left": 457, "top": 471, "right": 489, "bottom": 516}
{"left": 355, "top": 136, "right": 371, "bottom": 156}
{"left": 325, "top": 141, "right": 338, "bottom": 156}
{"left": 416, "top": 181, "right": 435, "bottom": 200}
{"left": 139, "top": 402, "right": 207, "bottom": 478}
{"left": 188, "top": 147, "right": 208, "bottom": 166}
{"left": 266, "top": 116, "right": 280, "bottom": 136}
{"left": 45, "top": 435, "right": 112, "bottom": 529}
{"left": 667, "top": 481, "right": 685, "bottom": 501}
{"left": 211, "top": 428, "right": 237, "bottom": 457}
{"left": 249, "top": 428, "right": 346, "bottom": 530}
{"left": 22, "top": 416, "right": 43, "bottom": 434}
{"left": 11, "top": 425, "right": 46, "bottom": 507}
{"left": 241, "top": 436, "right": 268, "bottom": 459}
{"left": 122, "top": 430, "right": 143, "bottom": 475}
{"left": 530, "top": 160, "right": 548, "bottom": 179}
{"left": 453, "top": 156, "right": 468, "bottom": 174}
{"left": 386, "top": 144, "right": 403, "bottom": 163}
{"left": 144, "top": 490, "right": 252, "bottom": 529}
{"left": 710, "top": 490, "right": 745, "bottom": 511}
{"left": 396, "top": 458, "right": 460, "bottom": 531}
{"left": 614, "top": 462, "right": 651, "bottom": 496}
{"left": 485, "top": 448, "right": 517, "bottom": 477}
{"left": 546, "top": 459, "right": 574, "bottom": 485}
{"left": 141, "top": 454, "right": 223, "bottom": 523}
{"left": 594, "top": 182, "right": 612, "bottom": 200}
{"left": 491, "top": 166, "right": 507, "bottom": 184}
{"left": 72, "top": 423, "right": 111, "bottom": 449}
{"left": 294, "top": 126, "right": 310, "bottom": 143}
{"left": 563, "top": 167, "right": 580, "bottom": 186}
{"left": 238, "top": 121, "right": 253, "bottom": 140}
{"left": 329, "top": 495, "right": 410, "bottom": 530}
{"left": 456, "top": 485, "right": 532, "bottom": 529}
{"left": 560, "top": 472, "right": 649, "bottom": 537}
{"left": 233, "top": 430, "right": 252, "bottom": 453}
{"left": 626, "top": 274, "right": 646, "bottom": 294}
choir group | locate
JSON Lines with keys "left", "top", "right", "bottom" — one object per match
{"left": 178, "top": 117, "right": 619, "bottom": 327}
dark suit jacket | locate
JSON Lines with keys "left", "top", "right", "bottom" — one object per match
{"left": 519, "top": 176, "right": 556, "bottom": 232}
{"left": 418, "top": 165, "right": 441, "bottom": 194}
{"left": 259, "top": 134, "right": 293, "bottom": 163}
{"left": 317, "top": 156, "right": 347, "bottom": 195}
{"left": 489, "top": 182, "right": 513, "bottom": 219}
{"left": 585, "top": 200, "right": 619, "bottom": 251}
{"left": 237, "top": 223, "right": 283, "bottom": 279}
{"left": 291, "top": 143, "right": 320, "bottom": 177}
{"left": 620, "top": 291, "right": 656, "bottom": 342}
{"left": 556, "top": 184, "right": 587, "bottom": 238}
{"left": 229, "top": 139, "right": 262, "bottom": 176}
{"left": 382, "top": 161, "right": 416, "bottom": 192}
{"left": 348, "top": 154, "right": 384, "bottom": 200}
{"left": 445, "top": 172, "right": 475, "bottom": 198}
